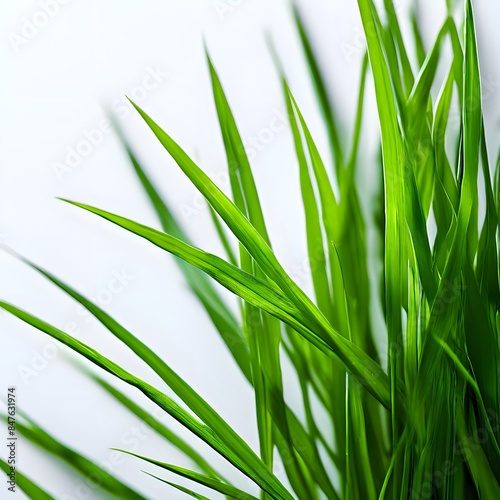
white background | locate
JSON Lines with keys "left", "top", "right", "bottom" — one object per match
{"left": 1, "top": 0, "right": 500, "bottom": 498}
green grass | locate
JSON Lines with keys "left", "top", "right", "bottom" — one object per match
{"left": 2, "top": 0, "right": 500, "bottom": 498}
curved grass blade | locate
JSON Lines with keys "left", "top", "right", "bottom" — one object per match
{"left": 357, "top": 0, "right": 407, "bottom": 456}
{"left": 456, "top": 403, "right": 500, "bottom": 497}
{"left": 8, "top": 251, "right": 264, "bottom": 481}
{"left": 207, "top": 53, "right": 281, "bottom": 488}
{"left": 5, "top": 251, "right": 348, "bottom": 498}
{"left": 282, "top": 76, "right": 333, "bottom": 321}
{"left": 382, "top": 0, "right": 414, "bottom": 96}
{"left": 206, "top": 52, "right": 271, "bottom": 246}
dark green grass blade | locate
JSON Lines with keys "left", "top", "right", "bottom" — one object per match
{"left": 121, "top": 451, "right": 259, "bottom": 500}
{"left": 0, "top": 459, "right": 55, "bottom": 500}
{"left": 477, "top": 131, "right": 500, "bottom": 307}
{"left": 5, "top": 416, "right": 147, "bottom": 499}
{"left": 0, "top": 302, "right": 293, "bottom": 500}
{"left": 456, "top": 403, "right": 500, "bottom": 497}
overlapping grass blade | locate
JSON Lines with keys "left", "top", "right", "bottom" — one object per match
{"left": 59, "top": 198, "right": 391, "bottom": 408}
{"left": 111, "top": 122, "right": 251, "bottom": 381}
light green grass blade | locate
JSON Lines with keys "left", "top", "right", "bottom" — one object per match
{"left": 207, "top": 204, "right": 238, "bottom": 266}
{"left": 9, "top": 253, "right": 263, "bottom": 480}
{"left": 10, "top": 250, "right": 331, "bottom": 495}
{"left": 410, "top": 8, "right": 426, "bottom": 66}
{"left": 0, "top": 459, "right": 55, "bottom": 500}
{"left": 382, "top": 0, "right": 414, "bottom": 95}
{"left": 207, "top": 54, "right": 280, "bottom": 487}
{"left": 125, "top": 98, "right": 341, "bottom": 341}
{"left": 357, "top": 0, "right": 406, "bottom": 453}
{"left": 207, "top": 52, "right": 271, "bottom": 245}
{"left": 15, "top": 253, "right": 309, "bottom": 495}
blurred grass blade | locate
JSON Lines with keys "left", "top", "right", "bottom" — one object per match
{"left": 5, "top": 415, "right": 147, "bottom": 499}
{"left": 293, "top": 3, "right": 344, "bottom": 173}
{"left": 0, "top": 459, "right": 55, "bottom": 500}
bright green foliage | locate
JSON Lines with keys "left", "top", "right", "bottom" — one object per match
{"left": 2, "top": 0, "right": 500, "bottom": 498}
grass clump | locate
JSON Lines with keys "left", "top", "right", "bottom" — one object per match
{"left": 2, "top": 0, "right": 500, "bottom": 498}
